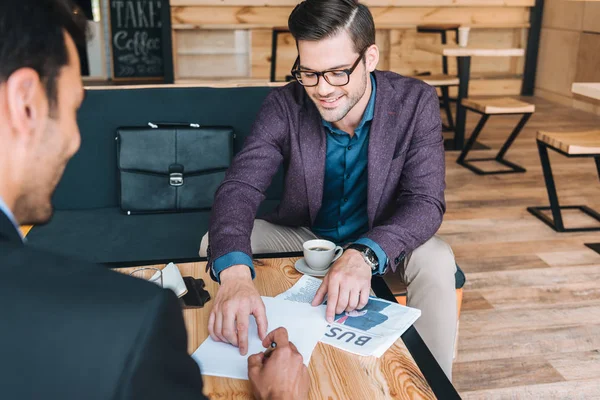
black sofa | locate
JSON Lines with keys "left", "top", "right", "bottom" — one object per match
{"left": 27, "top": 84, "right": 283, "bottom": 266}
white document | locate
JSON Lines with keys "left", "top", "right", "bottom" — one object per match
{"left": 191, "top": 296, "right": 328, "bottom": 380}
{"left": 276, "top": 275, "right": 421, "bottom": 357}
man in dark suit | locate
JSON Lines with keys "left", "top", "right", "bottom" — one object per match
{"left": 200, "top": 0, "right": 457, "bottom": 379}
{"left": 0, "top": 1, "right": 308, "bottom": 399}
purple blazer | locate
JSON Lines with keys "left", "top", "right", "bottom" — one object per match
{"left": 208, "top": 70, "right": 445, "bottom": 273}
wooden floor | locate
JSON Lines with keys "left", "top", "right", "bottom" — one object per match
{"left": 433, "top": 98, "right": 600, "bottom": 398}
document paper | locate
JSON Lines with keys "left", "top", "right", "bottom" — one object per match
{"left": 276, "top": 275, "right": 421, "bottom": 357}
{"left": 191, "top": 296, "right": 328, "bottom": 380}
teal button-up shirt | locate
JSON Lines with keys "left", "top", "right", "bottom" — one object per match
{"left": 313, "top": 74, "right": 387, "bottom": 273}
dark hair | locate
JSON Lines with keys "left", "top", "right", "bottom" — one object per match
{"left": 0, "top": 0, "right": 88, "bottom": 113}
{"left": 288, "top": 0, "right": 375, "bottom": 54}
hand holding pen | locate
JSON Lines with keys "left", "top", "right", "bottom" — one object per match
{"left": 248, "top": 327, "right": 309, "bottom": 400}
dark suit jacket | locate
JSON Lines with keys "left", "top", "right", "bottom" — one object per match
{"left": 208, "top": 70, "right": 445, "bottom": 273}
{"left": 0, "top": 212, "right": 207, "bottom": 399}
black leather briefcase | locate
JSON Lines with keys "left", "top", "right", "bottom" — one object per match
{"left": 116, "top": 123, "right": 234, "bottom": 214}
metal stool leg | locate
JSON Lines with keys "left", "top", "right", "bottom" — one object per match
{"left": 441, "top": 31, "right": 449, "bottom": 75}
{"left": 458, "top": 112, "right": 530, "bottom": 175}
{"left": 270, "top": 29, "right": 278, "bottom": 82}
{"left": 497, "top": 113, "right": 532, "bottom": 161}
{"left": 440, "top": 86, "right": 455, "bottom": 131}
{"left": 457, "top": 113, "right": 489, "bottom": 165}
{"left": 528, "top": 143, "right": 600, "bottom": 232}
{"left": 538, "top": 141, "right": 564, "bottom": 231}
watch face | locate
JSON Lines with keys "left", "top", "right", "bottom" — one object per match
{"left": 364, "top": 250, "right": 377, "bottom": 267}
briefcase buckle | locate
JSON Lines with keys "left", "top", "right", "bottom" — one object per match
{"left": 170, "top": 173, "right": 183, "bottom": 187}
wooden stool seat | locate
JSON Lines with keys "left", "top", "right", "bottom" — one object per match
{"left": 414, "top": 74, "right": 459, "bottom": 87}
{"left": 537, "top": 130, "right": 600, "bottom": 155}
{"left": 462, "top": 97, "right": 535, "bottom": 115}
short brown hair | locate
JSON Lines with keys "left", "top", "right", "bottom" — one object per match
{"left": 288, "top": 0, "right": 375, "bottom": 54}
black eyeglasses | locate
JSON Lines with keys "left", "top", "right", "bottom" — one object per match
{"left": 290, "top": 48, "right": 367, "bottom": 87}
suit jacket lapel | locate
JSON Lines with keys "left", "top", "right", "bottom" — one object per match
{"left": 298, "top": 99, "right": 327, "bottom": 224}
{"left": 0, "top": 210, "right": 24, "bottom": 245}
{"left": 367, "top": 72, "right": 400, "bottom": 227}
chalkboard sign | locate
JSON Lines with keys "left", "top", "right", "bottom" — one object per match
{"left": 109, "top": 0, "right": 165, "bottom": 80}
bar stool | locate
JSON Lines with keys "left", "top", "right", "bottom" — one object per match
{"left": 416, "top": 24, "right": 460, "bottom": 132}
{"left": 527, "top": 130, "right": 600, "bottom": 232}
{"left": 456, "top": 97, "right": 535, "bottom": 175}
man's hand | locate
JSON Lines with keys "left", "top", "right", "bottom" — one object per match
{"left": 248, "top": 327, "right": 309, "bottom": 400}
{"left": 208, "top": 264, "right": 268, "bottom": 355}
{"left": 311, "top": 249, "right": 372, "bottom": 322}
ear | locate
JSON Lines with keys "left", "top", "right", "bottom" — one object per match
{"left": 5, "top": 68, "right": 48, "bottom": 141}
{"left": 365, "top": 44, "right": 379, "bottom": 73}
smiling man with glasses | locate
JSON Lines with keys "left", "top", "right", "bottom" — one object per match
{"left": 200, "top": 0, "right": 458, "bottom": 380}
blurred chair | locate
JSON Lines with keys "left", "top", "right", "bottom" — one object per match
{"left": 528, "top": 130, "right": 600, "bottom": 232}
{"left": 457, "top": 97, "right": 535, "bottom": 175}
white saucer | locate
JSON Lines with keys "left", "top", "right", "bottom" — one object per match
{"left": 294, "top": 258, "right": 330, "bottom": 277}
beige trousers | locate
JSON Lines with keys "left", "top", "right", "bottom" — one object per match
{"left": 199, "top": 219, "right": 457, "bottom": 379}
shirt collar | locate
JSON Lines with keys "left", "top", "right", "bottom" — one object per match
{"left": 323, "top": 73, "right": 377, "bottom": 137}
{"left": 0, "top": 195, "right": 23, "bottom": 240}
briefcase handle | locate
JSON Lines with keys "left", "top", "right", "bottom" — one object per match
{"left": 147, "top": 122, "right": 201, "bottom": 129}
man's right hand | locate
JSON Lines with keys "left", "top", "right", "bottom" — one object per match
{"left": 248, "top": 327, "right": 309, "bottom": 400}
{"left": 208, "top": 264, "right": 268, "bottom": 355}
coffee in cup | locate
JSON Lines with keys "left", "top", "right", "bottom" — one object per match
{"left": 303, "top": 239, "right": 343, "bottom": 271}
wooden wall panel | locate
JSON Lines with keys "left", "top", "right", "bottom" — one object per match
{"left": 535, "top": 0, "right": 599, "bottom": 115}
{"left": 375, "top": 30, "right": 391, "bottom": 72}
{"left": 575, "top": 32, "right": 600, "bottom": 83}
{"left": 175, "top": 30, "right": 250, "bottom": 79}
{"left": 172, "top": 7, "right": 530, "bottom": 28}
{"left": 251, "top": 29, "right": 296, "bottom": 80}
{"left": 177, "top": 30, "right": 249, "bottom": 54}
{"left": 582, "top": 2, "right": 600, "bottom": 34}
{"left": 178, "top": 54, "right": 250, "bottom": 78}
{"left": 542, "top": 0, "right": 585, "bottom": 31}
{"left": 536, "top": 28, "right": 581, "bottom": 98}
{"left": 251, "top": 27, "right": 523, "bottom": 79}
{"left": 171, "top": 0, "right": 535, "bottom": 6}
{"left": 252, "top": 29, "right": 396, "bottom": 81}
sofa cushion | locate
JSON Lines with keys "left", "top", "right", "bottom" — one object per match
{"left": 26, "top": 200, "right": 280, "bottom": 266}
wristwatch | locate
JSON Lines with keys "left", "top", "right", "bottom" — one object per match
{"left": 346, "top": 243, "right": 379, "bottom": 272}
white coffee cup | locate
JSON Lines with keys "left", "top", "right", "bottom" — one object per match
{"left": 303, "top": 239, "right": 343, "bottom": 271}
{"left": 458, "top": 27, "right": 470, "bottom": 47}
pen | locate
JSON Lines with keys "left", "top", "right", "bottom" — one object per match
{"left": 263, "top": 341, "right": 277, "bottom": 359}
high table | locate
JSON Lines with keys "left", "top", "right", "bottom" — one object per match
{"left": 416, "top": 43, "right": 525, "bottom": 151}
{"left": 572, "top": 82, "right": 600, "bottom": 255}
{"left": 119, "top": 256, "right": 460, "bottom": 399}
{"left": 572, "top": 83, "right": 600, "bottom": 102}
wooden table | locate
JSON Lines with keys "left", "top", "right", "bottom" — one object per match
{"left": 572, "top": 83, "right": 600, "bottom": 102}
{"left": 416, "top": 43, "right": 525, "bottom": 151}
{"left": 120, "top": 256, "right": 459, "bottom": 399}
